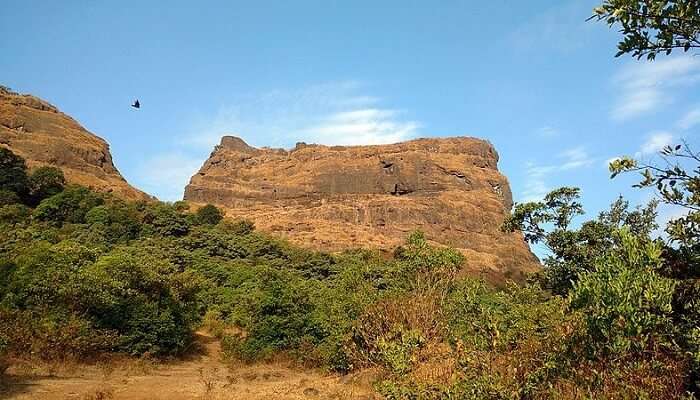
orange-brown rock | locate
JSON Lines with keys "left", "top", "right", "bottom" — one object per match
{"left": 185, "top": 135, "right": 539, "bottom": 280}
{"left": 0, "top": 86, "right": 149, "bottom": 201}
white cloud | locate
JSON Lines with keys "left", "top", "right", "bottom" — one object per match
{"left": 304, "top": 108, "right": 419, "bottom": 145}
{"left": 559, "top": 146, "right": 594, "bottom": 170}
{"left": 181, "top": 81, "right": 418, "bottom": 149}
{"left": 536, "top": 126, "right": 560, "bottom": 138}
{"left": 135, "top": 153, "right": 204, "bottom": 201}
{"left": 611, "top": 57, "right": 700, "bottom": 121}
{"left": 637, "top": 131, "right": 674, "bottom": 157}
{"left": 520, "top": 146, "right": 594, "bottom": 202}
{"left": 521, "top": 163, "right": 556, "bottom": 202}
{"left": 678, "top": 106, "right": 700, "bottom": 130}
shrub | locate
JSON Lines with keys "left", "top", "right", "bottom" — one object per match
{"left": 195, "top": 204, "right": 223, "bottom": 225}
{"left": 392, "top": 231, "right": 464, "bottom": 293}
{"left": 349, "top": 294, "right": 445, "bottom": 373}
{"left": 570, "top": 229, "right": 677, "bottom": 356}
{"left": 446, "top": 280, "right": 570, "bottom": 352}
{"left": 78, "top": 249, "right": 201, "bottom": 355}
{"left": 142, "top": 203, "right": 189, "bottom": 237}
{"left": 0, "top": 332, "right": 8, "bottom": 376}
{"left": 0, "top": 309, "right": 117, "bottom": 360}
{"left": 34, "top": 185, "right": 104, "bottom": 224}
{"left": 0, "top": 204, "right": 31, "bottom": 225}
{"left": 0, "top": 147, "right": 28, "bottom": 197}
{"left": 84, "top": 201, "right": 142, "bottom": 243}
{"left": 28, "top": 166, "right": 65, "bottom": 205}
{"left": 222, "top": 267, "right": 317, "bottom": 361}
{"left": 217, "top": 218, "right": 255, "bottom": 235}
{"left": 0, "top": 189, "right": 20, "bottom": 207}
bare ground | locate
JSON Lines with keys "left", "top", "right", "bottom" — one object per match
{"left": 0, "top": 332, "right": 377, "bottom": 400}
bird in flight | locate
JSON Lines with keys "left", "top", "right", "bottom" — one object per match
{"left": 131, "top": 99, "right": 140, "bottom": 109}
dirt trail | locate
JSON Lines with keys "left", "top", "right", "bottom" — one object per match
{"left": 1, "top": 332, "right": 376, "bottom": 400}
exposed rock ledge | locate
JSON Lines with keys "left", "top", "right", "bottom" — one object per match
{"left": 0, "top": 86, "right": 150, "bottom": 201}
{"left": 185, "top": 135, "right": 539, "bottom": 280}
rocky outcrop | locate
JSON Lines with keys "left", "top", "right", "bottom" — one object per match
{"left": 0, "top": 86, "right": 149, "bottom": 200}
{"left": 185, "top": 135, "right": 539, "bottom": 280}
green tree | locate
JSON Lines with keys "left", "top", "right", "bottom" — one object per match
{"left": 591, "top": 0, "right": 700, "bottom": 59}
{"left": 84, "top": 201, "right": 142, "bottom": 243}
{"left": 0, "top": 204, "right": 31, "bottom": 225}
{"left": 570, "top": 229, "right": 676, "bottom": 356}
{"left": 609, "top": 144, "right": 700, "bottom": 273}
{"left": 79, "top": 249, "right": 201, "bottom": 355}
{"left": 142, "top": 203, "right": 190, "bottom": 237}
{"left": 33, "top": 185, "right": 104, "bottom": 224}
{"left": 195, "top": 204, "right": 223, "bottom": 225}
{"left": 0, "top": 148, "right": 29, "bottom": 197}
{"left": 0, "top": 190, "right": 20, "bottom": 207}
{"left": 28, "top": 166, "right": 65, "bottom": 205}
{"left": 503, "top": 188, "right": 658, "bottom": 295}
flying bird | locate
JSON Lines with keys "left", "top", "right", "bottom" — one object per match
{"left": 131, "top": 99, "right": 140, "bottom": 109}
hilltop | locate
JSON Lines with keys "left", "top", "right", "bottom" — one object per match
{"left": 0, "top": 86, "right": 149, "bottom": 201}
{"left": 185, "top": 135, "right": 539, "bottom": 280}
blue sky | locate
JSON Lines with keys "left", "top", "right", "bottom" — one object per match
{"left": 2, "top": 0, "right": 699, "bottom": 233}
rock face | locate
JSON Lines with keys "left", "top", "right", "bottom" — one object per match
{"left": 0, "top": 86, "right": 149, "bottom": 200}
{"left": 185, "top": 135, "right": 539, "bottom": 279}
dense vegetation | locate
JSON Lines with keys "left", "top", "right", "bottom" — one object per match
{"left": 1, "top": 142, "right": 700, "bottom": 398}
{"left": 1, "top": 2, "right": 699, "bottom": 397}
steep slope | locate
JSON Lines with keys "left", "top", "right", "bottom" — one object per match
{"left": 0, "top": 86, "right": 149, "bottom": 200}
{"left": 185, "top": 136, "right": 539, "bottom": 279}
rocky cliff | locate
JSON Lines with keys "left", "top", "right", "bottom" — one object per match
{"left": 0, "top": 86, "right": 149, "bottom": 200}
{"left": 185, "top": 136, "right": 539, "bottom": 279}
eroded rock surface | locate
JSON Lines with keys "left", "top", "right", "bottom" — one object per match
{"left": 0, "top": 86, "right": 149, "bottom": 200}
{"left": 185, "top": 136, "right": 539, "bottom": 279}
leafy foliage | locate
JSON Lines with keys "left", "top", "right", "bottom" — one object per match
{"left": 33, "top": 185, "right": 104, "bottom": 224}
{"left": 27, "top": 166, "right": 65, "bottom": 205}
{"left": 591, "top": 0, "right": 700, "bottom": 59}
{"left": 570, "top": 229, "right": 676, "bottom": 356}
{"left": 503, "top": 189, "right": 657, "bottom": 294}
{"left": 0, "top": 148, "right": 698, "bottom": 397}
{"left": 0, "top": 147, "right": 29, "bottom": 197}
{"left": 195, "top": 204, "right": 224, "bottom": 225}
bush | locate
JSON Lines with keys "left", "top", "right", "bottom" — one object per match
{"left": 570, "top": 229, "right": 676, "bottom": 356}
{"left": 0, "top": 190, "right": 20, "bottom": 207}
{"left": 142, "top": 203, "right": 189, "bottom": 237}
{"left": 84, "top": 201, "right": 142, "bottom": 243}
{"left": 0, "top": 147, "right": 28, "bottom": 197}
{"left": 79, "top": 249, "right": 201, "bottom": 355}
{"left": 34, "top": 185, "right": 104, "bottom": 224}
{"left": 28, "top": 166, "right": 65, "bottom": 205}
{"left": 349, "top": 294, "right": 444, "bottom": 374}
{"left": 0, "top": 333, "right": 8, "bottom": 376}
{"left": 0, "top": 204, "right": 30, "bottom": 225}
{"left": 218, "top": 218, "right": 255, "bottom": 235}
{"left": 222, "top": 267, "right": 317, "bottom": 361}
{"left": 195, "top": 204, "right": 223, "bottom": 225}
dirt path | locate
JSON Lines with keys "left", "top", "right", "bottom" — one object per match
{"left": 1, "top": 332, "right": 377, "bottom": 400}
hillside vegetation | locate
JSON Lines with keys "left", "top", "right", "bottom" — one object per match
{"left": 1, "top": 141, "right": 700, "bottom": 399}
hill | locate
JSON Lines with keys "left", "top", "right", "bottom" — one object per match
{"left": 185, "top": 135, "right": 539, "bottom": 280}
{"left": 0, "top": 86, "right": 149, "bottom": 201}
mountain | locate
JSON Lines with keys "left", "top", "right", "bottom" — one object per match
{"left": 185, "top": 136, "right": 539, "bottom": 280}
{"left": 0, "top": 86, "right": 149, "bottom": 200}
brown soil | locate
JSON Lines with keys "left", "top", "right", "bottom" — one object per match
{"left": 0, "top": 332, "right": 376, "bottom": 400}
